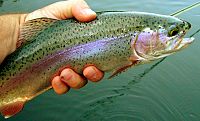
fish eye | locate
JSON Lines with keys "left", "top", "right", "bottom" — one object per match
{"left": 168, "top": 25, "right": 179, "bottom": 37}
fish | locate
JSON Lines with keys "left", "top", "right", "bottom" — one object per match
{"left": 0, "top": 11, "right": 194, "bottom": 118}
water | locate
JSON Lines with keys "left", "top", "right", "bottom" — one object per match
{"left": 0, "top": 0, "right": 200, "bottom": 121}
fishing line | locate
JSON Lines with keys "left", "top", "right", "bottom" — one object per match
{"left": 171, "top": 1, "right": 200, "bottom": 16}
{"left": 190, "top": 28, "right": 200, "bottom": 38}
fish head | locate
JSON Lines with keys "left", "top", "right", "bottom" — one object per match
{"left": 132, "top": 15, "right": 194, "bottom": 62}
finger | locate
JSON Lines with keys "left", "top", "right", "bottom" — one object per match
{"left": 52, "top": 76, "right": 70, "bottom": 95}
{"left": 72, "top": 0, "right": 96, "bottom": 22}
{"left": 60, "top": 68, "right": 87, "bottom": 89}
{"left": 83, "top": 66, "right": 104, "bottom": 82}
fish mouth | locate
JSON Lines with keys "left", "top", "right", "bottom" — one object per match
{"left": 162, "top": 31, "right": 194, "bottom": 55}
{"left": 173, "top": 37, "right": 194, "bottom": 50}
{"left": 146, "top": 31, "right": 194, "bottom": 60}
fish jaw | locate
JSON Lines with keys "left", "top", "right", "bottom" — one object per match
{"left": 174, "top": 37, "right": 194, "bottom": 50}
{"left": 158, "top": 36, "right": 194, "bottom": 57}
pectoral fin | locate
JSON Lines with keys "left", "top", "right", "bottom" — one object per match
{"left": 108, "top": 55, "right": 141, "bottom": 79}
{"left": 0, "top": 101, "right": 25, "bottom": 118}
{"left": 108, "top": 62, "right": 134, "bottom": 79}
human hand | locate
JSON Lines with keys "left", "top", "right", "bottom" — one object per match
{"left": 0, "top": 0, "right": 104, "bottom": 94}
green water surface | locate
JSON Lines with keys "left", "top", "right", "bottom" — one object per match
{"left": 0, "top": 0, "right": 200, "bottom": 121}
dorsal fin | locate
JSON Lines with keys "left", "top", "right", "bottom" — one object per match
{"left": 96, "top": 10, "right": 126, "bottom": 15}
{"left": 96, "top": 10, "right": 127, "bottom": 17}
{"left": 17, "top": 18, "right": 58, "bottom": 48}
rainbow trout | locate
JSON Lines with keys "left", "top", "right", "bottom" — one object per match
{"left": 0, "top": 11, "right": 194, "bottom": 118}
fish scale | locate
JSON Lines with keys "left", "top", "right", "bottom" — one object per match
{"left": 0, "top": 11, "right": 193, "bottom": 118}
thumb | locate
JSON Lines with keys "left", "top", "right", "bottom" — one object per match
{"left": 25, "top": 0, "right": 96, "bottom": 22}
{"left": 72, "top": 0, "right": 96, "bottom": 22}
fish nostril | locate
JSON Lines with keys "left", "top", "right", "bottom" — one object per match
{"left": 188, "top": 22, "right": 191, "bottom": 28}
{"left": 185, "top": 21, "right": 191, "bottom": 29}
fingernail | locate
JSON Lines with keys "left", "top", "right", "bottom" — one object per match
{"left": 87, "top": 67, "right": 97, "bottom": 80}
{"left": 61, "top": 69, "right": 73, "bottom": 82}
{"left": 82, "top": 9, "right": 96, "bottom": 15}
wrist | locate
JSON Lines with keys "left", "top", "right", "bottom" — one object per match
{"left": 0, "top": 14, "right": 27, "bottom": 63}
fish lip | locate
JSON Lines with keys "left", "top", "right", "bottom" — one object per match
{"left": 161, "top": 36, "right": 194, "bottom": 55}
{"left": 175, "top": 37, "right": 194, "bottom": 50}
{"left": 174, "top": 30, "right": 194, "bottom": 50}
{"left": 149, "top": 31, "right": 194, "bottom": 59}
{"left": 173, "top": 30, "right": 186, "bottom": 49}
